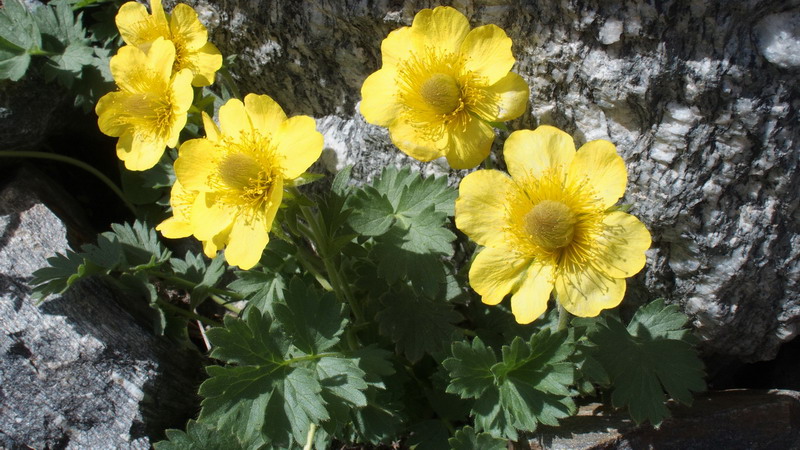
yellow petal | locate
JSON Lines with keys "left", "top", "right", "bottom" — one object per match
{"left": 389, "top": 119, "right": 446, "bottom": 162}
{"left": 169, "top": 4, "right": 207, "bottom": 50}
{"left": 110, "top": 45, "right": 149, "bottom": 92}
{"left": 568, "top": 139, "right": 627, "bottom": 208}
{"left": 146, "top": 37, "right": 176, "bottom": 83}
{"left": 96, "top": 92, "right": 126, "bottom": 137}
{"left": 202, "top": 223, "right": 232, "bottom": 258}
{"left": 116, "top": 131, "right": 164, "bottom": 171}
{"left": 503, "top": 126, "right": 575, "bottom": 180}
{"left": 184, "top": 42, "right": 222, "bottom": 87}
{"left": 380, "top": 26, "right": 417, "bottom": 68}
{"left": 244, "top": 94, "right": 287, "bottom": 135}
{"left": 149, "top": 0, "right": 169, "bottom": 29}
{"left": 455, "top": 169, "right": 515, "bottom": 248}
{"left": 166, "top": 69, "right": 193, "bottom": 147}
{"left": 202, "top": 112, "right": 221, "bottom": 142}
{"left": 218, "top": 98, "right": 252, "bottom": 139}
{"left": 510, "top": 263, "right": 554, "bottom": 324}
{"left": 224, "top": 177, "right": 282, "bottom": 269}
{"left": 593, "top": 211, "right": 651, "bottom": 278}
{"left": 445, "top": 116, "right": 494, "bottom": 169}
{"left": 225, "top": 214, "right": 269, "bottom": 269}
{"left": 460, "top": 24, "right": 515, "bottom": 85}
{"left": 554, "top": 267, "right": 626, "bottom": 317}
{"left": 469, "top": 247, "right": 531, "bottom": 306}
{"left": 115, "top": 2, "right": 162, "bottom": 46}
{"left": 412, "top": 6, "right": 470, "bottom": 55}
{"left": 360, "top": 68, "right": 402, "bottom": 127}
{"left": 274, "top": 116, "right": 323, "bottom": 180}
{"left": 484, "top": 72, "right": 529, "bottom": 122}
{"left": 191, "top": 192, "right": 236, "bottom": 240}
{"left": 175, "top": 139, "right": 218, "bottom": 190}
{"left": 157, "top": 216, "right": 193, "bottom": 238}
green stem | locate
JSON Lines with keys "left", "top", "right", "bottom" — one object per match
{"left": 149, "top": 271, "right": 244, "bottom": 300}
{"left": 0, "top": 150, "right": 136, "bottom": 215}
{"left": 303, "top": 423, "right": 317, "bottom": 450}
{"left": 210, "top": 294, "right": 242, "bottom": 315}
{"left": 29, "top": 48, "right": 58, "bottom": 56}
{"left": 297, "top": 205, "right": 365, "bottom": 324}
{"left": 292, "top": 242, "right": 334, "bottom": 292}
{"left": 557, "top": 303, "right": 571, "bottom": 331}
{"left": 155, "top": 298, "right": 221, "bottom": 327}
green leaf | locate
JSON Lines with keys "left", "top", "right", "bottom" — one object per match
{"left": 449, "top": 426, "right": 507, "bottom": 450}
{"left": 376, "top": 287, "right": 462, "bottom": 363}
{"left": 347, "top": 167, "right": 457, "bottom": 296}
{"left": 0, "top": 0, "right": 40, "bottom": 52}
{"left": 228, "top": 239, "right": 298, "bottom": 313}
{"left": 331, "top": 165, "right": 352, "bottom": 196}
{"left": 627, "top": 298, "right": 694, "bottom": 341}
{"left": 30, "top": 249, "right": 90, "bottom": 301}
{"left": 170, "top": 253, "right": 226, "bottom": 308}
{"left": 0, "top": 51, "right": 30, "bottom": 80}
{"left": 106, "top": 220, "right": 171, "bottom": 270}
{"left": 587, "top": 300, "right": 706, "bottom": 426}
{"left": 444, "top": 330, "right": 576, "bottom": 440}
{"left": 346, "top": 186, "right": 395, "bottom": 236}
{"left": 199, "top": 297, "right": 371, "bottom": 447}
{"left": 273, "top": 278, "right": 347, "bottom": 355}
{"left": 155, "top": 420, "right": 249, "bottom": 450}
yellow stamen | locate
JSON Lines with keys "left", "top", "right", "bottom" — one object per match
{"left": 420, "top": 73, "right": 461, "bottom": 114}
{"left": 524, "top": 200, "right": 577, "bottom": 251}
{"left": 219, "top": 153, "right": 261, "bottom": 190}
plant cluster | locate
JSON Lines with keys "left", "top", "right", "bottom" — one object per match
{"left": 0, "top": 2, "right": 708, "bottom": 448}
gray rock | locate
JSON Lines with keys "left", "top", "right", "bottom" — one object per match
{"left": 0, "top": 170, "right": 202, "bottom": 449}
{"left": 532, "top": 389, "right": 800, "bottom": 449}
{"left": 184, "top": 0, "right": 798, "bottom": 361}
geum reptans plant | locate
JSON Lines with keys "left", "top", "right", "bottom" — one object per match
{"left": 95, "top": 37, "right": 193, "bottom": 171}
{"left": 115, "top": 0, "right": 222, "bottom": 86}
{"left": 158, "top": 94, "right": 324, "bottom": 270}
{"left": 360, "top": 6, "right": 529, "bottom": 169}
{"left": 456, "top": 125, "right": 652, "bottom": 323}
{"left": 20, "top": 1, "right": 710, "bottom": 447}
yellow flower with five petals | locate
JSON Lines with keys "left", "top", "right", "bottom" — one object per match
{"left": 116, "top": 0, "right": 222, "bottom": 86}
{"left": 360, "top": 6, "right": 529, "bottom": 169}
{"left": 96, "top": 37, "right": 193, "bottom": 171}
{"left": 455, "top": 126, "right": 651, "bottom": 323}
{"left": 160, "top": 94, "right": 323, "bottom": 269}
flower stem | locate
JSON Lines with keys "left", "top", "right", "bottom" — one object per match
{"left": 0, "top": 150, "right": 136, "bottom": 215}
{"left": 303, "top": 423, "right": 317, "bottom": 450}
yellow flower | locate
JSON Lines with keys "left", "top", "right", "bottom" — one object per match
{"left": 455, "top": 126, "right": 651, "bottom": 323}
{"left": 96, "top": 38, "right": 193, "bottom": 171}
{"left": 360, "top": 6, "right": 529, "bottom": 169}
{"left": 116, "top": 0, "right": 222, "bottom": 86}
{"left": 163, "top": 94, "right": 323, "bottom": 269}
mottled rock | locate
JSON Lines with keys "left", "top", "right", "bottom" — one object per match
{"left": 183, "top": 0, "right": 798, "bottom": 362}
{"left": 0, "top": 170, "right": 202, "bottom": 448}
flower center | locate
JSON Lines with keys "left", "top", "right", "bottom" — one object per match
{"left": 524, "top": 200, "right": 577, "bottom": 251}
{"left": 419, "top": 72, "right": 461, "bottom": 115}
{"left": 219, "top": 153, "right": 263, "bottom": 191}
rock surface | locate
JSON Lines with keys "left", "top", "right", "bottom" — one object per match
{"left": 533, "top": 389, "right": 800, "bottom": 449}
{"left": 183, "top": 0, "right": 800, "bottom": 362}
{"left": 0, "top": 169, "right": 202, "bottom": 448}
